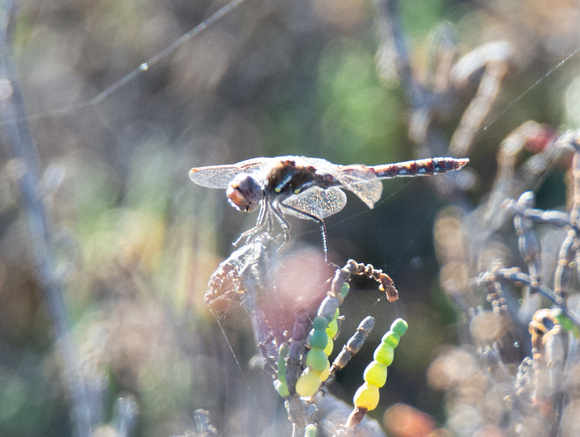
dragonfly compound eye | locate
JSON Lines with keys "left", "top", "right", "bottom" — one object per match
{"left": 226, "top": 174, "right": 262, "bottom": 212}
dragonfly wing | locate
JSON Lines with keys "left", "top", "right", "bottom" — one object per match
{"left": 332, "top": 165, "right": 383, "bottom": 209}
{"left": 282, "top": 186, "right": 347, "bottom": 220}
{"left": 189, "top": 157, "right": 273, "bottom": 189}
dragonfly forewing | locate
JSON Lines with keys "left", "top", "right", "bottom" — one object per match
{"left": 189, "top": 157, "right": 272, "bottom": 188}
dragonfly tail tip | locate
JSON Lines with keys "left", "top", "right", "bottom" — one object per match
{"left": 456, "top": 158, "right": 470, "bottom": 169}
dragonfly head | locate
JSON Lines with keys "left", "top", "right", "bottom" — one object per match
{"left": 226, "top": 173, "right": 263, "bottom": 212}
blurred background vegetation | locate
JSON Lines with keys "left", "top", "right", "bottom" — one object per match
{"left": 2, "top": 0, "right": 580, "bottom": 435}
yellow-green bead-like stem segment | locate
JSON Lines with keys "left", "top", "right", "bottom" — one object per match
{"left": 309, "top": 329, "right": 329, "bottom": 349}
{"left": 274, "top": 379, "right": 290, "bottom": 398}
{"left": 319, "top": 359, "right": 331, "bottom": 381}
{"left": 381, "top": 330, "right": 400, "bottom": 348}
{"left": 296, "top": 369, "right": 322, "bottom": 397}
{"left": 306, "top": 348, "right": 329, "bottom": 372}
{"left": 340, "top": 283, "right": 350, "bottom": 299}
{"left": 326, "top": 319, "right": 338, "bottom": 339}
{"left": 391, "top": 318, "right": 408, "bottom": 337}
{"left": 304, "top": 424, "right": 317, "bottom": 437}
{"left": 277, "top": 343, "right": 289, "bottom": 384}
{"left": 373, "top": 343, "right": 394, "bottom": 366}
{"left": 353, "top": 382, "right": 380, "bottom": 411}
{"left": 363, "top": 361, "right": 388, "bottom": 387}
{"left": 323, "top": 336, "right": 334, "bottom": 356}
{"left": 312, "top": 316, "right": 328, "bottom": 330}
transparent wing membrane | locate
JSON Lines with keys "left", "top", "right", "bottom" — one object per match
{"left": 282, "top": 186, "right": 347, "bottom": 220}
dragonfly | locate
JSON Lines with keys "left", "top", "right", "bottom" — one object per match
{"left": 189, "top": 155, "right": 469, "bottom": 257}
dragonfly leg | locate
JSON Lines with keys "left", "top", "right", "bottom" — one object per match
{"left": 279, "top": 201, "right": 329, "bottom": 263}
{"left": 233, "top": 226, "right": 257, "bottom": 246}
{"left": 233, "top": 200, "right": 269, "bottom": 246}
{"left": 270, "top": 203, "right": 292, "bottom": 250}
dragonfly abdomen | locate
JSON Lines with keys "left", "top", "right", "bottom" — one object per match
{"left": 371, "top": 157, "right": 469, "bottom": 179}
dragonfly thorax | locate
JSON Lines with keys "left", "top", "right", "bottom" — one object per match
{"left": 226, "top": 173, "right": 263, "bottom": 212}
